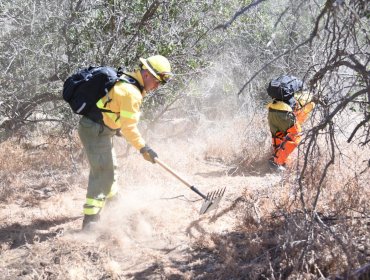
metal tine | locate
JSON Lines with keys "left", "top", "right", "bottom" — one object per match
{"left": 213, "top": 188, "right": 225, "bottom": 198}
{"left": 216, "top": 188, "right": 223, "bottom": 196}
{"left": 206, "top": 188, "right": 226, "bottom": 201}
{"left": 213, "top": 189, "right": 221, "bottom": 198}
{"left": 199, "top": 187, "right": 226, "bottom": 214}
{"left": 155, "top": 158, "right": 225, "bottom": 215}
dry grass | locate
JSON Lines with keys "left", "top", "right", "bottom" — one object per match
{"left": 0, "top": 135, "right": 82, "bottom": 204}
{"left": 187, "top": 123, "right": 370, "bottom": 279}
{"left": 1, "top": 94, "right": 369, "bottom": 279}
{"left": 189, "top": 179, "right": 369, "bottom": 279}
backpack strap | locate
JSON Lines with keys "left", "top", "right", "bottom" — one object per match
{"left": 96, "top": 73, "right": 143, "bottom": 124}
{"left": 101, "top": 73, "right": 143, "bottom": 109}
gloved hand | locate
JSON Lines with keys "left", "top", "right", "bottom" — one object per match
{"left": 140, "top": 145, "right": 158, "bottom": 164}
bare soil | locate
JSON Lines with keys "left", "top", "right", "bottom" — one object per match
{"left": 1, "top": 115, "right": 369, "bottom": 279}
{"left": 0, "top": 133, "right": 284, "bottom": 280}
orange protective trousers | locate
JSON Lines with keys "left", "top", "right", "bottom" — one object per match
{"left": 271, "top": 106, "right": 311, "bottom": 166}
{"left": 272, "top": 124, "right": 301, "bottom": 165}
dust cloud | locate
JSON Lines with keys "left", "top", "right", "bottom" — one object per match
{"left": 62, "top": 55, "right": 273, "bottom": 273}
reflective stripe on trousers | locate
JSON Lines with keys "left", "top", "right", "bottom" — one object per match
{"left": 78, "top": 116, "right": 118, "bottom": 215}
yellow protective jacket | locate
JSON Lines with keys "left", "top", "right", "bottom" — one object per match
{"left": 96, "top": 70, "right": 146, "bottom": 150}
{"left": 267, "top": 91, "right": 315, "bottom": 124}
{"left": 267, "top": 93, "right": 315, "bottom": 165}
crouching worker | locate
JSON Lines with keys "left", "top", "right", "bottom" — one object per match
{"left": 66, "top": 55, "right": 173, "bottom": 230}
{"left": 266, "top": 75, "right": 315, "bottom": 171}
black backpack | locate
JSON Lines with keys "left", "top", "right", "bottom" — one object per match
{"left": 267, "top": 75, "right": 303, "bottom": 102}
{"left": 62, "top": 66, "right": 140, "bottom": 122}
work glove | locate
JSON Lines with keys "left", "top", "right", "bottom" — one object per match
{"left": 140, "top": 145, "right": 158, "bottom": 164}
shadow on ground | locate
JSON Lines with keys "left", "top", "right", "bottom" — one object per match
{"left": 227, "top": 157, "right": 274, "bottom": 177}
{"left": 125, "top": 263, "right": 184, "bottom": 280}
{"left": 122, "top": 205, "right": 368, "bottom": 280}
{"left": 0, "top": 216, "right": 80, "bottom": 250}
{"left": 195, "top": 156, "right": 275, "bottom": 179}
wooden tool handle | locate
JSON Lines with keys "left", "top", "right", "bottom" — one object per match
{"left": 154, "top": 158, "right": 192, "bottom": 188}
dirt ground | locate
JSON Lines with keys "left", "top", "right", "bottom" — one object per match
{"left": 0, "top": 128, "right": 285, "bottom": 279}
{"left": 2, "top": 110, "right": 368, "bottom": 279}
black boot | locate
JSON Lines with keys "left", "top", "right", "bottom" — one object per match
{"left": 82, "top": 214, "right": 100, "bottom": 231}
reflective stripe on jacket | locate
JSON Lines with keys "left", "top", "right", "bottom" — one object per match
{"left": 96, "top": 71, "right": 146, "bottom": 150}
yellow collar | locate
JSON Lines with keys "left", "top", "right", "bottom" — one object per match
{"left": 125, "top": 70, "right": 146, "bottom": 96}
{"left": 267, "top": 101, "right": 293, "bottom": 112}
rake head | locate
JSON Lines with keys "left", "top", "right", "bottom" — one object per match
{"left": 199, "top": 187, "right": 226, "bottom": 215}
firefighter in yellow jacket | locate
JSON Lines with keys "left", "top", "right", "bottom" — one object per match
{"left": 267, "top": 90, "right": 315, "bottom": 171}
{"left": 78, "top": 55, "right": 173, "bottom": 230}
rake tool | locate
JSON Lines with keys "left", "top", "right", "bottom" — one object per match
{"left": 155, "top": 158, "right": 226, "bottom": 214}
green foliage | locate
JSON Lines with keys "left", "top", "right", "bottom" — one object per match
{"left": 0, "top": 0, "right": 230, "bottom": 135}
